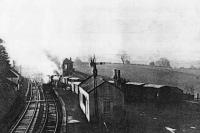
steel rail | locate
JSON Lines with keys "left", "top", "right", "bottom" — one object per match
{"left": 25, "top": 88, "right": 40, "bottom": 132}
{"left": 39, "top": 87, "right": 48, "bottom": 133}
{"left": 54, "top": 97, "right": 59, "bottom": 133}
{"left": 40, "top": 88, "right": 59, "bottom": 133}
{"left": 9, "top": 85, "right": 39, "bottom": 133}
{"left": 9, "top": 83, "right": 33, "bottom": 133}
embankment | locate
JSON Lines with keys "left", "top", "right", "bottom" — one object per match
{"left": 0, "top": 78, "right": 28, "bottom": 133}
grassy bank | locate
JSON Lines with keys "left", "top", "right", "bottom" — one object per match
{"left": 0, "top": 78, "right": 28, "bottom": 133}
{"left": 0, "top": 93, "right": 25, "bottom": 133}
{"left": 74, "top": 63, "right": 200, "bottom": 94}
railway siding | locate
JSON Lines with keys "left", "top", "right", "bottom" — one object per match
{"left": 9, "top": 85, "right": 40, "bottom": 133}
{"left": 54, "top": 88, "right": 67, "bottom": 133}
{"left": 41, "top": 84, "right": 63, "bottom": 133}
{"left": 9, "top": 83, "right": 63, "bottom": 133}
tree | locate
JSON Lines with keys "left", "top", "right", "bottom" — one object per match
{"left": 117, "top": 51, "right": 130, "bottom": 64}
{"left": 125, "top": 60, "right": 130, "bottom": 64}
{"left": 74, "top": 57, "right": 82, "bottom": 65}
{"left": 149, "top": 61, "right": 155, "bottom": 66}
{"left": 155, "top": 58, "right": 171, "bottom": 68}
{"left": 190, "top": 65, "right": 196, "bottom": 69}
{"left": 0, "top": 39, "right": 10, "bottom": 75}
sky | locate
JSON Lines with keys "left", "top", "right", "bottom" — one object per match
{"left": 1, "top": 0, "right": 200, "bottom": 76}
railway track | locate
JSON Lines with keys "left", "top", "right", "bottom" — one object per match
{"left": 42, "top": 88, "right": 59, "bottom": 133}
{"left": 9, "top": 84, "right": 40, "bottom": 133}
{"left": 9, "top": 83, "right": 61, "bottom": 133}
{"left": 34, "top": 85, "right": 59, "bottom": 133}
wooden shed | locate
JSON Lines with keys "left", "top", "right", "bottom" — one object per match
{"left": 143, "top": 84, "right": 183, "bottom": 103}
{"left": 68, "top": 77, "right": 81, "bottom": 94}
{"left": 6, "top": 68, "right": 21, "bottom": 91}
{"left": 79, "top": 75, "right": 124, "bottom": 122}
{"left": 61, "top": 68, "right": 89, "bottom": 91}
{"left": 124, "top": 82, "right": 145, "bottom": 103}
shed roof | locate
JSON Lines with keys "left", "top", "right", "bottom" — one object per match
{"left": 63, "top": 76, "right": 70, "bottom": 79}
{"left": 69, "top": 77, "right": 79, "bottom": 80}
{"left": 70, "top": 71, "right": 89, "bottom": 80}
{"left": 73, "top": 82, "right": 81, "bottom": 85}
{"left": 108, "top": 80, "right": 114, "bottom": 84}
{"left": 11, "top": 68, "right": 20, "bottom": 76}
{"left": 126, "top": 82, "right": 145, "bottom": 86}
{"left": 79, "top": 75, "right": 106, "bottom": 93}
{"left": 6, "top": 69, "right": 19, "bottom": 78}
{"left": 5, "top": 79, "right": 18, "bottom": 86}
{"left": 0, "top": 76, "right": 17, "bottom": 86}
{"left": 143, "top": 84, "right": 165, "bottom": 88}
{"left": 63, "top": 71, "right": 89, "bottom": 81}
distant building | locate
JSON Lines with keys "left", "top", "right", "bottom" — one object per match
{"left": 62, "top": 57, "right": 88, "bottom": 80}
{"left": 60, "top": 57, "right": 89, "bottom": 93}
{"left": 1, "top": 76, "right": 17, "bottom": 87}
{"left": 62, "top": 58, "right": 74, "bottom": 76}
{"left": 6, "top": 68, "right": 21, "bottom": 91}
{"left": 79, "top": 74, "right": 124, "bottom": 122}
{"left": 61, "top": 70, "right": 89, "bottom": 90}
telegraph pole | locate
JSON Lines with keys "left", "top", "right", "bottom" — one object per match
{"left": 90, "top": 55, "right": 99, "bottom": 121}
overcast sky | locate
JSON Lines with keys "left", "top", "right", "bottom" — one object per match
{"left": 1, "top": 0, "right": 200, "bottom": 75}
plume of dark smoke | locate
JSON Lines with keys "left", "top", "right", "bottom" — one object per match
{"left": 44, "top": 50, "right": 61, "bottom": 74}
{"left": 53, "top": 70, "right": 60, "bottom": 75}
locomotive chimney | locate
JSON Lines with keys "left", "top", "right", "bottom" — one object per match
{"left": 117, "top": 70, "right": 121, "bottom": 79}
{"left": 113, "top": 69, "right": 118, "bottom": 80}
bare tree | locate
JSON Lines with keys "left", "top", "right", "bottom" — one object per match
{"left": 117, "top": 51, "right": 130, "bottom": 64}
{"left": 190, "top": 65, "right": 196, "bottom": 69}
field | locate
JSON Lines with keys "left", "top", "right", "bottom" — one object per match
{"left": 74, "top": 63, "right": 200, "bottom": 133}
{"left": 74, "top": 63, "right": 200, "bottom": 94}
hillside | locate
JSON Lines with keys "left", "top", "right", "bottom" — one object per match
{"left": 175, "top": 68, "right": 200, "bottom": 77}
{"left": 0, "top": 77, "right": 29, "bottom": 132}
{"left": 74, "top": 63, "right": 200, "bottom": 94}
{"left": 0, "top": 79, "right": 16, "bottom": 120}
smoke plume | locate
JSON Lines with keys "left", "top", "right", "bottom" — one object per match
{"left": 44, "top": 50, "right": 61, "bottom": 74}
{"left": 53, "top": 70, "right": 60, "bottom": 75}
